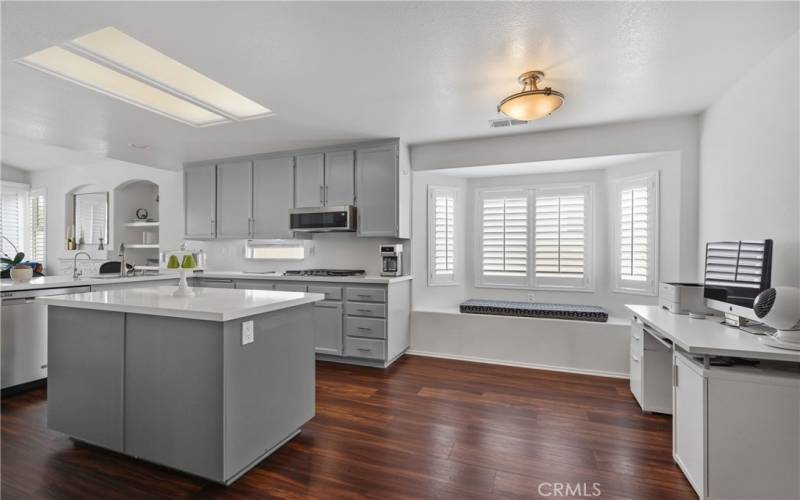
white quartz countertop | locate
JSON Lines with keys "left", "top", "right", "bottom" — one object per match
{"left": 1, "top": 274, "right": 179, "bottom": 293}
{"left": 39, "top": 286, "right": 324, "bottom": 322}
{"left": 195, "top": 271, "right": 413, "bottom": 284}
{"left": 626, "top": 304, "right": 800, "bottom": 363}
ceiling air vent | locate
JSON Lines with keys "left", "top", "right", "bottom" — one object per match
{"left": 489, "top": 118, "right": 529, "bottom": 128}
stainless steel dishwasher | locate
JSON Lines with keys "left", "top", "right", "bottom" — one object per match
{"left": 1, "top": 286, "right": 91, "bottom": 389}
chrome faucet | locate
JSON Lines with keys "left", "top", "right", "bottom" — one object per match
{"left": 118, "top": 243, "right": 128, "bottom": 277}
{"left": 72, "top": 251, "right": 92, "bottom": 279}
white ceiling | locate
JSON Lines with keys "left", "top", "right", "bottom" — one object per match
{"left": 434, "top": 152, "right": 664, "bottom": 178}
{"left": 2, "top": 1, "right": 798, "bottom": 172}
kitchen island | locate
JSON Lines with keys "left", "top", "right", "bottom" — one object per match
{"left": 40, "top": 286, "right": 324, "bottom": 484}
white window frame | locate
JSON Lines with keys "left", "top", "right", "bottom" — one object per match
{"left": 533, "top": 184, "right": 594, "bottom": 291}
{"left": 612, "top": 171, "right": 659, "bottom": 295}
{"left": 475, "top": 188, "right": 529, "bottom": 288}
{"left": 475, "top": 183, "right": 594, "bottom": 291}
{"left": 1, "top": 181, "right": 29, "bottom": 259}
{"left": 427, "top": 185, "right": 459, "bottom": 286}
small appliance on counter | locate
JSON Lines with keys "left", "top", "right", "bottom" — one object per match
{"left": 380, "top": 244, "right": 403, "bottom": 277}
{"left": 659, "top": 282, "right": 709, "bottom": 315}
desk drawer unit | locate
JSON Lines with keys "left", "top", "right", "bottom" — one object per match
{"left": 344, "top": 337, "right": 385, "bottom": 360}
{"left": 308, "top": 286, "right": 342, "bottom": 301}
{"left": 345, "top": 317, "right": 387, "bottom": 339}
{"left": 345, "top": 287, "right": 386, "bottom": 303}
{"left": 345, "top": 302, "right": 386, "bottom": 318}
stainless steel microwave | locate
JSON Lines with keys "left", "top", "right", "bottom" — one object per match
{"left": 289, "top": 205, "right": 357, "bottom": 232}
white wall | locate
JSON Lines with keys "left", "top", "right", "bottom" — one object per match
{"left": 698, "top": 32, "right": 800, "bottom": 287}
{"left": 411, "top": 115, "right": 700, "bottom": 283}
{"left": 410, "top": 171, "right": 468, "bottom": 309}
{"left": 410, "top": 153, "right": 681, "bottom": 318}
{"left": 1, "top": 164, "right": 31, "bottom": 184}
{"left": 29, "top": 160, "right": 183, "bottom": 273}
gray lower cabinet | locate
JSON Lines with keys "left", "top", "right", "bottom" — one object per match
{"left": 295, "top": 153, "right": 325, "bottom": 208}
{"left": 313, "top": 301, "right": 343, "bottom": 356}
{"left": 253, "top": 157, "right": 295, "bottom": 238}
{"left": 233, "top": 279, "right": 411, "bottom": 367}
{"left": 216, "top": 160, "right": 253, "bottom": 239}
{"left": 356, "top": 144, "right": 398, "bottom": 237}
{"left": 184, "top": 164, "right": 217, "bottom": 239}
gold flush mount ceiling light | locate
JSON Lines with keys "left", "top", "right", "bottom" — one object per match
{"left": 497, "top": 70, "right": 564, "bottom": 122}
{"left": 17, "top": 27, "right": 273, "bottom": 127}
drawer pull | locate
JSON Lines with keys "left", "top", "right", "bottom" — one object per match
{"left": 631, "top": 355, "right": 640, "bottom": 363}
{"left": 357, "top": 327, "right": 372, "bottom": 331}
{"left": 357, "top": 294, "right": 372, "bottom": 297}
{"left": 357, "top": 309, "right": 372, "bottom": 313}
{"left": 633, "top": 335, "right": 641, "bottom": 341}
{"left": 356, "top": 347, "right": 372, "bottom": 352}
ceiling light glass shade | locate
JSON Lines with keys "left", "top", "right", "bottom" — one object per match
{"left": 19, "top": 46, "right": 227, "bottom": 126}
{"left": 71, "top": 27, "right": 272, "bottom": 120}
{"left": 498, "top": 70, "right": 564, "bottom": 121}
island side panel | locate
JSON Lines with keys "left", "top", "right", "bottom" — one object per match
{"left": 47, "top": 307, "right": 125, "bottom": 452}
{"left": 124, "top": 314, "right": 225, "bottom": 482}
{"left": 223, "top": 303, "right": 316, "bottom": 481}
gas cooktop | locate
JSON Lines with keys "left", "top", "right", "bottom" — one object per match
{"left": 283, "top": 269, "right": 366, "bottom": 277}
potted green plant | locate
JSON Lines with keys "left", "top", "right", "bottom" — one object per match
{"left": 2, "top": 251, "right": 33, "bottom": 283}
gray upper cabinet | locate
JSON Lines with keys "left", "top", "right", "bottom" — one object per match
{"left": 323, "top": 150, "right": 355, "bottom": 206}
{"left": 356, "top": 144, "right": 397, "bottom": 237}
{"left": 216, "top": 160, "right": 253, "bottom": 239}
{"left": 185, "top": 164, "right": 217, "bottom": 239}
{"left": 295, "top": 153, "right": 324, "bottom": 208}
{"left": 252, "top": 157, "right": 295, "bottom": 238}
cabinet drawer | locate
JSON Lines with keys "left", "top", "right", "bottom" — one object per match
{"left": 345, "top": 317, "right": 386, "bottom": 339}
{"left": 630, "top": 353, "right": 643, "bottom": 406}
{"left": 275, "top": 283, "right": 308, "bottom": 292}
{"left": 345, "top": 287, "right": 386, "bottom": 303}
{"left": 344, "top": 337, "right": 385, "bottom": 360}
{"left": 345, "top": 302, "right": 386, "bottom": 318}
{"left": 308, "top": 286, "right": 342, "bottom": 301}
{"left": 630, "top": 319, "right": 644, "bottom": 357}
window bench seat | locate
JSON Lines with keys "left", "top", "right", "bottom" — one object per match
{"left": 409, "top": 307, "right": 630, "bottom": 378}
{"left": 459, "top": 299, "right": 609, "bottom": 322}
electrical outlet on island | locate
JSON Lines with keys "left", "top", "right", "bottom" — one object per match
{"left": 527, "top": 293, "right": 536, "bottom": 303}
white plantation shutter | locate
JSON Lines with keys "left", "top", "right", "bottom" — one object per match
{"left": 534, "top": 186, "right": 591, "bottom": 288}
{"left": 614, "top": 172, "right": 658, "bottom": 294}
{"left": 479, "top": 191, "right": 528, "bottom": 285}
{"left": 428, "top": 186, "right": 458, "bottom": 285}
{"left": 620, "top": 186, "right": 648, "bottom": 281}
{"left": 29, "top": 190, "right": 47, "bottom": 265}
{"left": 1, "top": 182, "right": 27, "bottom": 259}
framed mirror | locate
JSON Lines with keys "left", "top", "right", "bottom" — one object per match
{"left": 73, "top": 192, "right": 108, "bottom": 245}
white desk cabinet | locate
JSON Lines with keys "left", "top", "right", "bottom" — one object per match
{"left": 630, "top": 316, "right": 673, "bottom": 414}
{"left": 673, "top": 351, "right": 800, "bottom": 500}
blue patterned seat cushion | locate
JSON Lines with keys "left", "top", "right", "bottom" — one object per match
{"left": 459, "top": 299, "right": 608, "bottom": 323}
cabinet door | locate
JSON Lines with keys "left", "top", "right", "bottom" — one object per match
{"left": 313, "top": 301, "right": 342, "bottom": 356}
{"left": 216, "top": 160, "right": 253, "bottom": 239}
{"left": 295, "top": 153, "right": 324, "bottom": 208}
{"left": 673, "top": 353, "right": 706, "bottom": 498}
{"left": 324, "top": 150, "right": 354, "bottom": 206}
{"left": 253, "top": 157, "right": 294, "bottom": 238}
{"left": 184, "top": 164, "right": 217, "bottom": 239}
{"left": 355, "top": 145, "right": 397, "bottom": 236}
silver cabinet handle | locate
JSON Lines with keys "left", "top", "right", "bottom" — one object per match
{"left": 631, "top": 355, "right": 640, "bottom": 363}
{"left": 357, "top": 326, "right": 371, "bottom": 331}
{"left": 324, "top": 185, "right": 328, "bottom": 205}
{"left": 357, "top": 294, "right": 371, "bottom": 297}
{"left": 210, "top": 217, "right": 216, "bottom": 236}
{"left": 320, "top": 185, "right": 324, "bottom": 205}
{"left": 633, "top": 335, "right": 641, "bottom": 341}
{"left": 356, "top": 347, "right": 371, "bottom": 352}
{"left": 357, "top": 309, "right": 372, "bottom": 313}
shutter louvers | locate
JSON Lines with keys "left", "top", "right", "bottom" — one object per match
{"left": 535, "top": 194, "right": 585, "bottom": 278}
{"left": 433, "top": 194, "right": 454, "bottom": 276}
{"left": 29, "top": 192, "right": 47, "bottom": 265}
{"left": 482, "top": 196, "right": 527, "bottom": 277}
{"left": 1, "top": 186, "right": 25, "bottom": 258}
{"left": 620, "top": 186, "right": 649, "bottom": 282}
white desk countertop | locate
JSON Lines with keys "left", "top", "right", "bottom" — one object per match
{"left": 626, "top": 304, "right": 800, "bottom": 363}
{"left": 39, "top": 286, "right": 324, "bottom": 322}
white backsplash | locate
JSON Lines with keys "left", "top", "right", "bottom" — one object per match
{"left": 186, "top": 233, "right": 410, "bottom": 276}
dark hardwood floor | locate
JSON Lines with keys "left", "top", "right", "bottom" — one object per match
{"left": 1, "top": 355, "right": 695, "bottom": 499}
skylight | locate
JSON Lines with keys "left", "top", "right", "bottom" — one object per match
{"left": 17, "top": 27, "right": 273, "bottom": 127}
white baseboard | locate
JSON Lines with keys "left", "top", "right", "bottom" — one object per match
{"left": 405, "top": 349, "right": 630, "bottom": 379}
